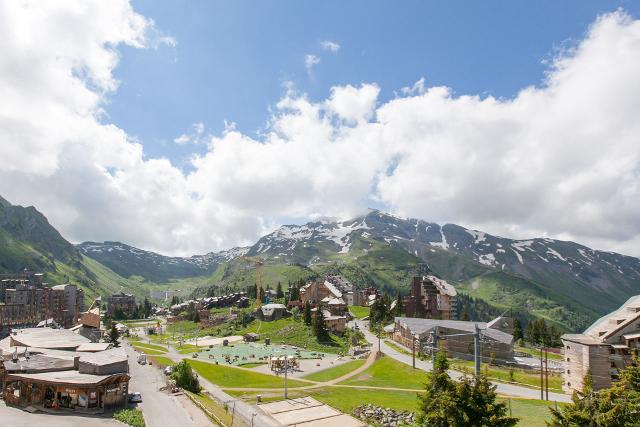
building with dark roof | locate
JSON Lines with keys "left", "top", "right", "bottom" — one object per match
{"left": 390, "top": 316, "right": 514, "bottom": 362}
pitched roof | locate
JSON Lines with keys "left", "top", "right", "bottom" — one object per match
{"left": 394, "top": 317, "right": 513, "bottom": 345}
{"left": 9, "top": 328, "right": 90, "bottom": 350}
{"left": 6, "top": 370, "right": 124, "bottom": 385}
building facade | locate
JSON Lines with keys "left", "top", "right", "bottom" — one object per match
{"left": 391, "top": 316, "right": 514, "bottom": 361}
{"left": 107, "top": 292, "right": 136, "bottom": 318}
{"left": 0, "top": 274, "right": 84, "bottom": 333}
{"left": 562, "top": 295, "right": 640, "bottom": 393}
{"left": 403, "top": 276, "right": 458, "bottom": 320}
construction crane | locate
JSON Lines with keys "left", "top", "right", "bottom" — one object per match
{"left": 241, "top": 256, "right": 265, "bottom": 308}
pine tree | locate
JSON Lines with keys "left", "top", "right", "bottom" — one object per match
{"left": 259, "top": 286, "right": 265, "bottom": 303}
{"left": 109, "top": 322, "right": 120, "bottom": 347}
{"left": 512, "top": 318, "right": 523, "bottom": 341}
{"left": 303, "top": 301, "right": 312, "bottom": 325}
{"left": 417, "top": 351, "right": 457, "bottom": 426}
{"left": 276, "top": 282, "right": 284, "bottom": 299}
{"left": 312, "top": 308, "right": 328, "bottom": 340}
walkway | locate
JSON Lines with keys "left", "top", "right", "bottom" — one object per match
{"left": 356, "top": 320, "right": 572, "bottom": 403}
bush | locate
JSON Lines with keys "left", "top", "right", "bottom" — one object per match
{"left": 113, "top": 408, "right": 145, "bottom": 427}
{"left": 172, "top": 360, "right": 202, "bottom": 393}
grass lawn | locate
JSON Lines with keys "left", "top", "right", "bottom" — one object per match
{"left": 186, "top": 391, "right": 234, "bottom": 426}
{"left": 450, "top": 359, "right": 563, "bottom": 391}
{"left": 226, "top": 387, "right": 560, "bottom": 427}
{"left": 149, "top": 356, "right": 176, "bottom": 367}
{"left": 130, "top": 342, "right": 168, "bottom": 353}
{"left": 349, "top": 306, "right": 370, "bottom": 319}
{"left": 132, "top": 345, "right": 166, "bottom": 356}
{"left": 237, "top": 362, "right": 266, "bottom": 368}
{"left": 339, "top": 355, "right": 427, "bottom": 389}
{"left": 233, "top": 318, "right": 348, "bottom": 354}
{"left": 302, "top": 359, "right": 366, "bottom": 382}
{"left": 516, "top": 345, "right": 564, "bottom": 361}
{"left": 503, "top": 398, "right": 564, "bottom": 427}
{"left": 177, "top": 344, "right": 201, "bottom": 354}
{"left": 113, "top": 408, "right": 145, "bottom": 427}
{"left": 187, "top": 359, "right": 309, "bottom": 389}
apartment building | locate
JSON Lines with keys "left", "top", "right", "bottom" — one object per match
{"left": 106, "top": 292, "right": 136, "bottom": 318}
{"left": 403, "top": 275, "right": 458, "bottom": 320}
{"left": 562, "top": 295, "right": 640, "bottom": 393}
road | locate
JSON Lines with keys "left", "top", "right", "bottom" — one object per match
{"left": 356, "top": 321, "right": 572, "bottom": 403}
{"left": 124, "top": 344, "right": 211, "bottom": 427}
{"left": 0, "top": 401, "right": 122, "bottom": 427}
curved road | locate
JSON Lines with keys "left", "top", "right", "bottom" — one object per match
{"left": 355, "top": 320, "right": 572, "bottom": 403}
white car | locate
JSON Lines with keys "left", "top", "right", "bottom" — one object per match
{"left": 128, "top": 392, "right": 142, "bottom": 403}
{"left": 164, "top": 366, "right": 174, "bottom": 375}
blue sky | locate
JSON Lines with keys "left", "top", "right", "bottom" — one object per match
{"left": 3, "top": 1, "right": 640, "bottom": 255}
{"left": 108, "top": 1, "right": 640, "bottom": 166}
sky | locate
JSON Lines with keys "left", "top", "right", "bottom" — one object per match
{"left": 1, "top": 0, "right": 640, "bottom": 257}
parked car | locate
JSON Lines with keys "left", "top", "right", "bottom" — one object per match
{"left": 164, "top": 366, "right": 174, "bottom": 375}
{"left": 128, "top": 392, "right": 142, "bottom": 403}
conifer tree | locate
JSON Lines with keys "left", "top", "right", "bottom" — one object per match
{"left": 303, "top": 301, "right": 312, "bottom": 325}
{"left": 512, "top": 318, "right": 523, "bottom": 341}
{"left": 312, "top": 307, "right": 328, "bottom": 340}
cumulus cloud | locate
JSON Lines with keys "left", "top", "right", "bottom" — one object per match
{"left": 320, "top": 40, "right": 340, "bottom": 52}
{"left": 1, "top": 4, "right": 640, "bottom": 257}
{"left": 174, "top": 122, "right": 207, "bottom": 145}
{"left": 304, "top": 54, "right": 320, "bottom": 70}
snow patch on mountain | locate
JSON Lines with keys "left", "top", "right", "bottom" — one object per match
{"left": 466, "top": 229, "right": 487, "bottom": 244}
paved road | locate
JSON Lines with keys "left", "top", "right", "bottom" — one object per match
{"left": 124, "top": 344, "right": 210, "bottom": 427}
{"left": 0, "top": 401, "right": 122, "bottom": 427}
{"left": 356, "top": 321, "right": 572, "bottom": 403}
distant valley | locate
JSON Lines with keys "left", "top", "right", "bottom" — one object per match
{"left": 3, "top": 195, "right": 640, "bottom": 332}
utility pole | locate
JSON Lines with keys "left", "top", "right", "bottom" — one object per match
{"left": 412, "top": 334, "right": 416, "bottom": 368}
{"left": 540, "top": 346, "right": 544, "bottom": 400}
{"left": 284, "top": 355, "right": 289, "bottom": 399}
{"left": 545, "top": 348, "right": 549, "bottom": 401}
{"left": 474, "top": 324, "right": 481, "bottom": 377}
{"left": 430, "top": 328, "right": 438, "bottom": 360}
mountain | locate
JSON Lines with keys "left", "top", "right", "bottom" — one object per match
{"left": 77, "top": 241, "right": 249, "bottom": 282}
{"left": 5, "top": 193, "right": 638, "bottom": 332}
{"left": 243, "top": 210, "right": 640, "bottom": 329}
{"left": 0, "top": 196, "right": 154, "bottom": 301}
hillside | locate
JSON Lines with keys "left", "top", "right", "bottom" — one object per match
{"left": 77, "top": 241, "right": 249, "bottom": 282}
{"left": 4, "top": 193, "right": 639, "bottom": 332}
{"left": 0, "top": 196, "right": 152, "bottom": 301}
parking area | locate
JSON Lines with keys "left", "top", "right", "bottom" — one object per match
{"left": 0, "top": 400, "right": 122, "bottom": 427}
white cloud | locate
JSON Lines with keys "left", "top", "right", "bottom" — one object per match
{"left": 320, "top": 40, "right": 340, "bottom": 52}
{"left": 304, "top": 54, "right": 320, "bottom": 70}
{"left": 1, "top": 5, "right": 640, "bottom": 258}
{"left": 173, "top": 122, "right": 206, "bottom": 145}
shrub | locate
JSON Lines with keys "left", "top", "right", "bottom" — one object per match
{"left": 172, "top": 360, "right": 202, "bottom": 393}
{"left": 113, "top": 408, "right": 145, "bottom": 427}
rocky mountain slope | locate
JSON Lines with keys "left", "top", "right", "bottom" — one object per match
{"left": 77, "top": 241, "right": 249, "bottom": 282}
{"left": 3, "top": 193, "right": 638, "bottom": 331}
{"left": 0, "top": 196, "right": 154, "bottom": 301}
{"left": 243, "top": 210, "right": 640, "bottom": 328}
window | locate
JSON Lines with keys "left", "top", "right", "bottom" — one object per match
{"left": 567, "top": 382, "right": 571, "bottom": 387}
{"left": 566, "top": 345, "right": 570, "bottom": 350}
{"left": 567, "top": 358, "right": 571, "bottom": 362}
{"left": 567, "top": 370, "right": 571, "bottom": 374}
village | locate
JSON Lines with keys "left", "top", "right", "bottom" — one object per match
{"left": 2, "top": 268, "right": 639, "bottom": 427}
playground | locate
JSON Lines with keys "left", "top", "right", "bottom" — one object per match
{"left": 192, "top": 342, "right": 334, "bottom": 367}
